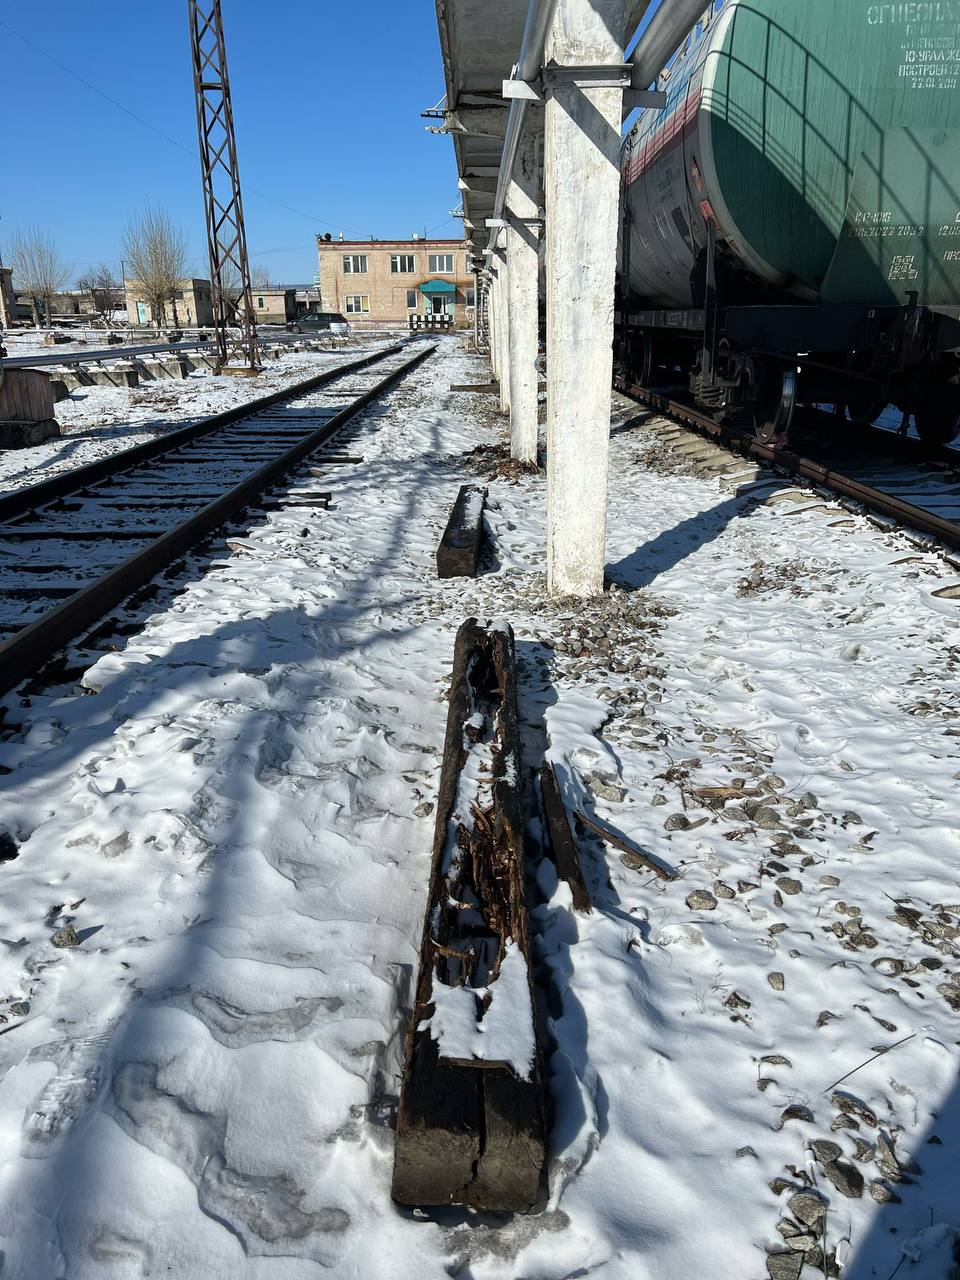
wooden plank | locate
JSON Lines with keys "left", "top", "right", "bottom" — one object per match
{"left": 392, "top": 619, "right": 545, "bottom": 1212}
{"left": 539, "top": 764, "right": 592, "bottom": 913}
{"left": 436, "top": 484, "right": 487, "bottom": 579}
{"left": 575, "top": 810, "right": 678, "bottom": 881}
{"left": 450, "top": 382, "right": 499, "bottom": 393}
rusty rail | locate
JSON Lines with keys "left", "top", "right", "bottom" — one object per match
{"left": 617, "top": 379, "right": 960, "bottom": 555}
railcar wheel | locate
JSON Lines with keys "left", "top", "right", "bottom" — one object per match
{"left": 630, "top": 331, "right": 654, "bottom": 386}
{"left": 752, "top": 367, "right": 797, "bottom": 446}
{"left": 915, "top": 406, "right": 960, "bottom": 445}
{"left": 845, "top": 396, "right": 886, "bottom": 428}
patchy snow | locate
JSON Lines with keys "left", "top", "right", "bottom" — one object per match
{"left": 425, "top": 942, "right": 535, "bottom": 1079}
{"left": 0, "top": 338, "right": 399, "bottom": 494}
{"left": 0, "top": 338, "right": 957, "bottom": 1277}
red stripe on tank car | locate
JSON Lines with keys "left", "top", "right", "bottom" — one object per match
{"left": 624, "top": 89, "right": 701, "bottom": 188}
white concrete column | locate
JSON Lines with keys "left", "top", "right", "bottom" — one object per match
{"left": 488, "top": 269, "right": 500, "bottom": 380}
{"left": 494, "top": 243, "right": 511, "bottom": 414}
{"left": 544, "top": 0, "right": 625, "bottom": 597}
{"left": 506, "top": 122, "right": 542, "bottom": 466}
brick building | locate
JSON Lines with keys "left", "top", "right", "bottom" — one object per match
{"left": 316, "top": 237, "right": 474, "bottom": 330}
{"left": 124, "top": 277, "right": 215, "bottom": 328}
{"left": 253, "top": 286, "right": 297, "bottom": 326}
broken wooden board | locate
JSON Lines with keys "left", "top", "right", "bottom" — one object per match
{"left": 450, "top": 382, "right": 499, "bottom": 393}
{"left": 539, "top": 763, "right": 592, "bottom": 913}
{"left": 436, "top": 483, "right": 487, "bottom": 580}
{"left": 392, "top": 618, "right": 545, "bottom": 1212}
{"left": 576, "top": 810, "right": 678, "bottom": 882}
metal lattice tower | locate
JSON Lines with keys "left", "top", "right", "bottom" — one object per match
{"left": 188, "top": 0, "right": 260, "bottom": 374}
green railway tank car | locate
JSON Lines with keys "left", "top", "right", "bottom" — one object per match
{"left": 619, "top": 0, "right": 960, "bottom": 443}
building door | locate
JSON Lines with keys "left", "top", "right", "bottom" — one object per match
{"left": 431, "top": 295, "right": 450, "bottom": 316}
{"left": 136, "top": 301, "right": 148, "bottom": 324}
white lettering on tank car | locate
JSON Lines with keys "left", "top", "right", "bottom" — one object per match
{"left": 888, "top": 254, "right": 920, "bottom": 280}
{"left": 867, "top": 2, "right": 960, "bottom": 23}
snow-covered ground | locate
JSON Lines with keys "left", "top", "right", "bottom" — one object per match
{"left": 0, "top": 339, "right": 399, "bottom": 494}
{"left": 0, "top": 337, "right": 958, "bottom": 1278}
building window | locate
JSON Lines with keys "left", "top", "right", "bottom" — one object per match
{"left": 391, "top": 254, "right": 416, "bottom": 273}
{"left": 343, "top": 254, "right": 367, "bottom": 274}
{"left": 465, "top": 288, "right": 475, "bottom": 307}
{"left": 406, "top": 289, "right": 417, "bottom": 309}
{"left": 257, "top": 296, "right": 264, "bottom": 308}
{"left": 345, "top": 294, "right": 370, "bottom": 314}
{"left": 429, "top": 253, "right": 454, "bottom": 273}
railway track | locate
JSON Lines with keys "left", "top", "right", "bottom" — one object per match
{"left": 0, "top": 340, "right": 435, "bottom": 698}
{"left": 617, "top": 378, "right": 960, "bottom": 560}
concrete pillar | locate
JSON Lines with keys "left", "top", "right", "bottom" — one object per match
{"left": 544, "top": 0, "right": 625, "bottom": 597}
{"left": 488, "top": 268, "right": 500, "bottom": 382}
{"left": 506, "top": 123, "right": 542, "bottom": 466}
{"left": 493, "top": 243, "right": 511, "bottom": 414}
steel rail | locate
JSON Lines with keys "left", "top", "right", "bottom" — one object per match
{"left": 0, "top": 343, "right": 435, "bottom": 697}
{"left": 617, "top": 379, "right": 960, "bottom": 555}
{"left": 0, "top": 344, "right": 408, "bottom": 523}
{"left": 2, "top": 331, "right": 316, "bottom": 369}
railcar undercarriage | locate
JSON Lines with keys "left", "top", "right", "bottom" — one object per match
{"left": 617, "top": 296, "right": 960, "bottom": 447}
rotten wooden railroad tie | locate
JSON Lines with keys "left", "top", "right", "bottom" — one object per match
{"left": 392, "top": 618, "right": 545, "bottom": 1212}
{"left": 449, "top": 381, "right": 499, "bottom": 393}
{"left": 437, "top": 484, "right": 487, "bottom": 579}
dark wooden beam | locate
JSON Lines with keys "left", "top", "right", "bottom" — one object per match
{"left": 539, "top": 764, "right": 592, "bottom": 913}
{"left": 392, "top": 620, "right": 545, "bottom": 1212}
{"left": 437, "top": 484, "right": 487, "bottom": 579}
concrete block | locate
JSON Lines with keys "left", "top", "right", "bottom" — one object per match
{"left": 0, "top": 419, "right": 61, "bottom": 448}
{"left": 142, "top": 356, "right": 190, "bottom": 380}
{"left": 86, "top": 362, "right": 138, "bottom": 388}
{"left": 43, "top": 371, "right": 72, "bottom": 402}
{"left": 42, "top": 332, "right": 72, "bottom": 347}
{"left": 163, "top": 356, "right": 191, "bottom": 379}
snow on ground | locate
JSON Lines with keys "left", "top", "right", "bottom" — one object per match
{"left": 0, "top": 337, "right": 958, "bottom": 1277}
{"left": 0, "top": 337, "right": 398, "bottom": 494}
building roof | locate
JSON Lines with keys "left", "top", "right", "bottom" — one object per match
{"left": 316, "top": 238, "right": 466, "bottom": 249}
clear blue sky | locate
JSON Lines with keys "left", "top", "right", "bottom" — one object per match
{"left": 1, "top": 1, "right": 460, "bottom": 286}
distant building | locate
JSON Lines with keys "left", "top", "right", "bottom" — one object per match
{"left": 52, "top": 290, "right": 99, "bottom": 318}
{"left": 252, "top": 286, "right": 297, "bottom": 326}
{"left": 124, "top": 277, "right": 215, "bottom": 328}
{"left": 315, "top": 237, "right": 474, "bottom": 330}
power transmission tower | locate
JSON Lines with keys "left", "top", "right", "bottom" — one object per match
{"left": 188, "top": 0, "right": 260, "bottom": 375}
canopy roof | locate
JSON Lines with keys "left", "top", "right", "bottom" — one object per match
{"left": 432, "top": 0, "right": 528, "bottom": 261}
{"left": 419, "top": 279, "right": 457, "bottom": 294}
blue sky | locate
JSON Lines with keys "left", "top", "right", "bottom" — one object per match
{"left": 1, "top": 1, "right": 460, "bottom": 286}
{"left": 1, "top": 1, "right": 666, "bottom": 288}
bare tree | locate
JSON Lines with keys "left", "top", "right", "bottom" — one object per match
{"left": 76, "top": 263, "right": 121, "bottom": 319}
{"left": 121, "top": 206, "right": 187, "bottom": 327}
{"left": 11, "top": 226, "right": 69, "bottom": 327}
{"left": 251, "top": 265, "right": 271, "bottom": 289}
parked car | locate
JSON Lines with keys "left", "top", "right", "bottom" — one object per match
{"left": 286, "top": 312, "right": 347, "bottom": 334}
